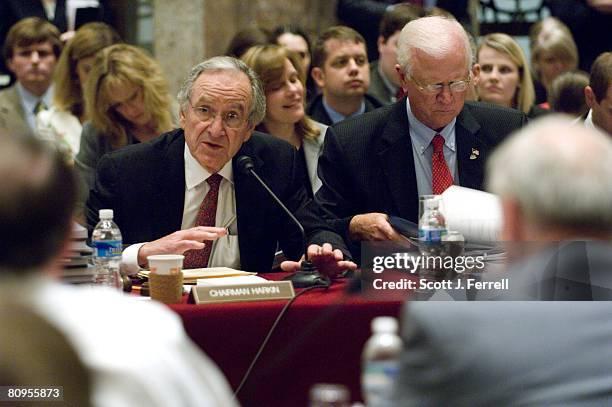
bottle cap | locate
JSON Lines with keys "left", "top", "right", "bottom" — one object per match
{"left": 371, "top": 316, "right": 398, "bottom": 333}
{"left": 99, "top": 209, "right": 114, "bottom": 220}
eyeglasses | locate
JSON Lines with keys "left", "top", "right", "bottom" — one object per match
{"left": 188, "top": 102, "right": 246, "bottom": 129}
{"left": 408, "top": 73, "right": 471, "bottom": 95}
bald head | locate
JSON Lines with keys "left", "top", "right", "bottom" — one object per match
{"left": 0, "top": 135, "right": 76, "bottom": 273}
{"left": 487, "top": 116, "right": 612, "bottom": 239}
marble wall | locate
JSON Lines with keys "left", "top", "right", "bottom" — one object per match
{"left": 154, "top": 0, "right": 338, "bottom": 95}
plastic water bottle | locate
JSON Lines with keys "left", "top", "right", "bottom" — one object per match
{"left": 418, "top": 198, "right": 447, "bottom": 256}
{"left": 361, "top": 317, "right": 403, "bottom": 407}
{"left": 92, "top": 209, "right": 123, "bottom": 290}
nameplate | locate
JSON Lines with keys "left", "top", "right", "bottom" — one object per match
{"left": 191, "top": 281, "right": 295, "bottom": 304}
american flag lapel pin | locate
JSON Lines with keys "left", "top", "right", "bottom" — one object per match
{"left": 470, "top": 148, "right": 479, "bottom": 160}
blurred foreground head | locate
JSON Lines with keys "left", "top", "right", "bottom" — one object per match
{"left": 487, "top": 116, "right": 612, "bottom": 241}
{"left": 0, "top": 134, "right": 76, "bottom": 274}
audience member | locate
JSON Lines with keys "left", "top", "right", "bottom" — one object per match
{"left": 37, "top": 22, "right": 121, "bottom": 159}
{"left": 336, "top": 0, "right": 474, "bottom": 61}
{"left": 242, "top": 44, "right": 326, "bottom": 194}
{"left": 394, "top": 116, "right": 612, "bottom": 405}
{"left": 316, "top": 16, "right": 526, "bottom": 257}
{"left": 368, "top": 4, "right": 424, "bottom": 105}
{"left": 308, "top": 26, "right": 382, "bottom": 125}
{"left": 86, "top": 56, "right": 356, "bottom": 277}
{"left": 75, "top": 44, "right": 175, "bottom": 198}
{"left": 226, "top": 26, "right": 270, "bottom": 58}
{"left": 0, "top": 17, "right": 61, "bottom": 136}
{"left": 547, "top": 0, "right": 612, "bottom": 72}
{"left": 0, "top": 0, "right": 113, "bottom": 87}
{"left": 530, "top": 17, "right": 579, "bottom": 104}
{"left": 476, "top": 33, "right": 547, "bottom": 118}
{"left": 584, "top": 52, "right": 612, "bottom": 136}
{"left": 0, "top": 133, "right": 237, "bottom": 406}
{"left": 271, "top": 23, "right": 317, "bottom": 103}
{"left": 547, "top": 70, "right": 590, "bottom": 118}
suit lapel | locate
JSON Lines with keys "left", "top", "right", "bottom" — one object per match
{"left": 377, "top": 100, "right": 419, "bottom": 220}
{"left": 0, "top": 86, "right": 30, "bottom": 136}
{"left": 154, "top": 132, "right": 186, "bottom": 236}
{"left": 455, "top": 107, "right": 485, "bottom": 190}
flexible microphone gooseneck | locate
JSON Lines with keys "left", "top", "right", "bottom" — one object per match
{"left": 236, "top": 155, "right": 330, "bottom": 288}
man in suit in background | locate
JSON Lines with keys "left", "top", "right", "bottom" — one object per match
{"left": 307, "top": 26, "right": 382, "bottom": 125}
{"left": 316, "top": 16, "right": 525, "bottom": 256}
{"left": 0, "top": 17, "right": 61, "bottom": 135}
{"left": 394, "top": 116, "right": 612, "bottom": 405}
{"left": 87, "top": 56, "right": 355, "bottom": 276}
{"left": 367, "top": 4, "right": 423, "bottom": 105}
{"left": 584, "top": 52, "right": 612, "bottom": 137}
{"left": 0, "top": 133, "right": 237, "bottom": 406}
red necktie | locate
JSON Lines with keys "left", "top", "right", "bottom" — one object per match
{"left": 431, "top": 134, "right": 453, "bottom": 195}
{"left": 183, "top": 173, "right": 223, "bottom": 268}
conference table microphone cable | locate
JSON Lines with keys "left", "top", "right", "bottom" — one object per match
{"left": 233, "top": 283, "right": 329, "bottom": 399}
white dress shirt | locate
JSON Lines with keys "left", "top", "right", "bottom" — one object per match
{"left": 0, "top": 275, "right": 237, "bottom": 407}
{"left": 122, "top": 144, "right": 240, "bottom": 274}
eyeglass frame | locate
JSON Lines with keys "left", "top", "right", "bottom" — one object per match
{"left": 406, "top": 72, "right": 471, "bottom": 95}
{"left": 187, "top": 100, "right": 248, "bottom": 129}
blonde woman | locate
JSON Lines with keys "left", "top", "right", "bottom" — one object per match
{"left": 530, "top": 17, "right": 579, "bottom": 104}
{"left": 476, "top": 33, "right": 546, "bottom": 118}
{"left": 242, "top": 44, "right": 326, "bottom": 194}
{"left": 76, "top": 44, "right": 175, "bottom": 196}
{"left": 37, "top": 22, "right": 120, "bottom": 159}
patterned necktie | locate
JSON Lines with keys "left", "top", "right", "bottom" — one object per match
{"left": 33, "top": 100, "right": 47, "bottom": 114}
{"left": 183, "top": 173, "right": 223, "bottom": 269}
{"left": 431, "top": 134, "right": 454, "bottom": 195}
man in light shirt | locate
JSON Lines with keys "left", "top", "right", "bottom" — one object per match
{"left": 87, "top": 56, "right": 355, "bottom": 276}
{"left": 0, "top": 17, "right": 60, "bottom": 135}
{"left": 0, "top": 133, "right": 237, "bottom": 407}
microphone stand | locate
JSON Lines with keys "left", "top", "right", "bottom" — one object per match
{"left": 237, "top": 156, "right": 330, "bottom": 288}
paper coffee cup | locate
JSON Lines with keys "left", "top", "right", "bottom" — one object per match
{"left": 147, "top": 254, "right": 184, "bottom": 275}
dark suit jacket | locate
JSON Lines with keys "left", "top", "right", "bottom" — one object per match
{"left": 306, "top": 93, "right": 382, "bottom": 126}
{"left": 315, "top": 99, "right": 526, "bottom": 248}
{"left": 86, "top": 129, "right": 349, "bottom": 273}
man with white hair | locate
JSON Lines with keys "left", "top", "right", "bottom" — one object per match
{"left": 316, "top": 16, "right": 526, "bottom": 257}
{"left": 394, "top": 116, "right": 612, "bottom": 405}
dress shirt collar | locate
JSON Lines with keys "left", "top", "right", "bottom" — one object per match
{"left": 584, "top": 109, "right": 595, "bottom": 130}
{"left": 16, "top": 82, "right": 53, "bottom": 114}
{"left": 322, "top": 97, "right": 365, "bottom": 124}
{"left": 184, "top": 143, "right": 233, "bottom": 190}
{"left": 405, "top": 97, "right": 456, "bottom": 156}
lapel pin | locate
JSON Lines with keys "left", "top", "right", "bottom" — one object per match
{"left": 470, "top": 148, "right": 479, "bottom": 160}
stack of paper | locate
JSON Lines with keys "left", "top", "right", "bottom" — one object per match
{"left": 138, "top": 267, "right": 256, "bottom": 284}
{"left": 60, "top": 222, "right": 96, "bottom": 284}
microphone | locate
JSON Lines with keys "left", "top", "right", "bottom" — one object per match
{"left": 236, "top": 155, "right": 330, "bottom": 288}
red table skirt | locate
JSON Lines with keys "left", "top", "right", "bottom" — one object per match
{"left": 169, "top": 274, "right": 403, "bottom": 406}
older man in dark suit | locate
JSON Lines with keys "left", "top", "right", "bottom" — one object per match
{"left": 316, "top": 16, "right": 526, "bottom": 253}
{"left": 87, "top": 56, "right": 355, "bottom": 276}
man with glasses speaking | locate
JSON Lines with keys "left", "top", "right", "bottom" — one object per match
{"left": 316, "top": 16, "right": 526, "bottom": 250}
{"left": 87, "top": 56, "right": 355, "bottom": 276}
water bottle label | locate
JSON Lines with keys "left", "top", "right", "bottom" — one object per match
{"left": 363, "top": 360, "right": 400, "bottom": 405}
{"left": 93, "top": 240, "right": 122, "bottom": 257}
{"left": 419, "top": 227, "right": 446, "bottom": 242}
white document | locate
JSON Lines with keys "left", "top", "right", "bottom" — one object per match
{"left": 196, "top": 275, "right": 269, "bottom": 286}
{"left": 439, "top": 186, "right": 502, "bottom": 244}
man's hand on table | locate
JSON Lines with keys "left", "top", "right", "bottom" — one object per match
{"left": 280, "top": 243, "right": 357, "bottom": 279}
{"left": 349, "top": 212, "right": 404, "bottom": 241}
{"left": 137, "top": 226, "right": 227, "bottom": 267}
